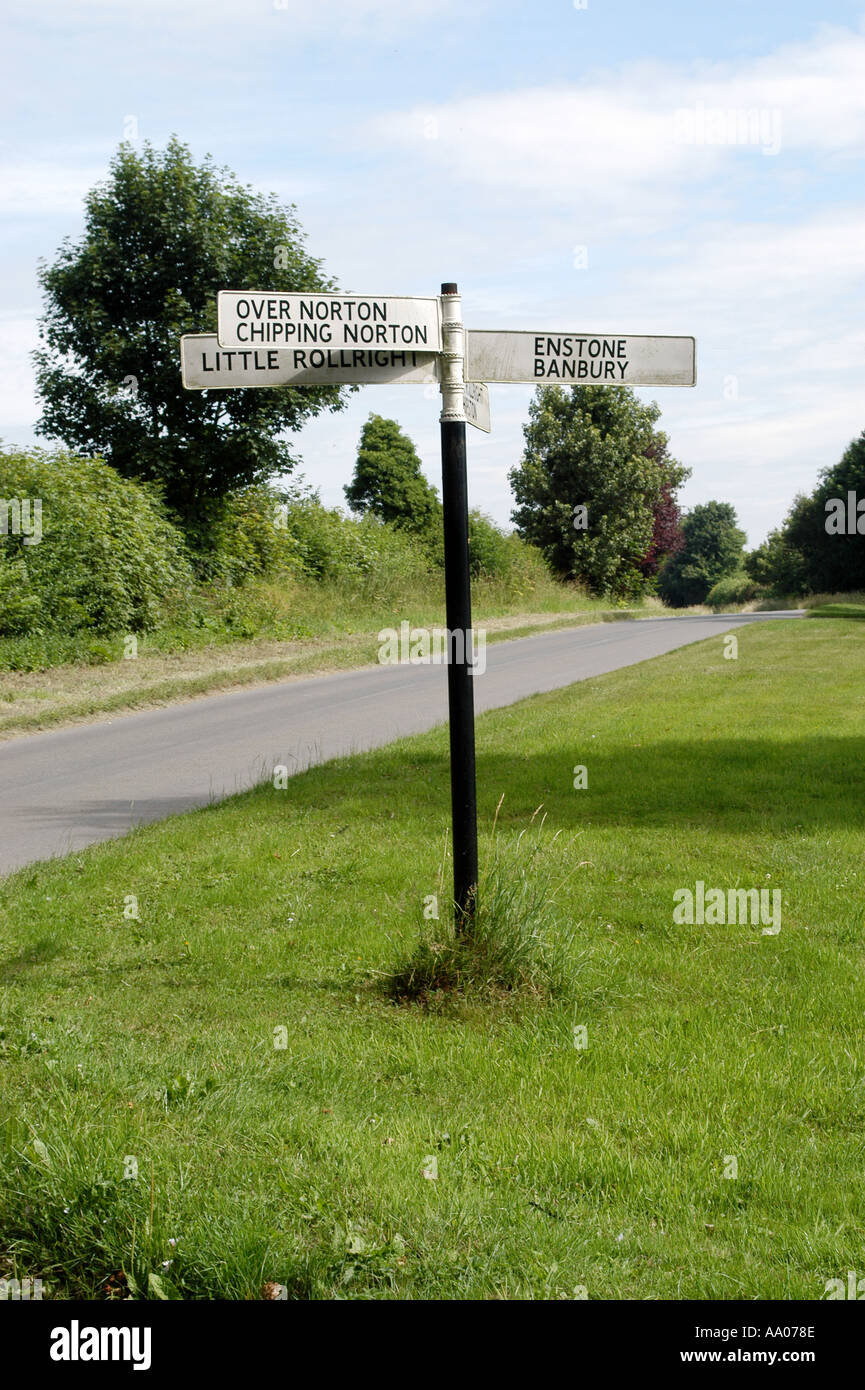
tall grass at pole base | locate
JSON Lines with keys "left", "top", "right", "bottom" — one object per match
{"left": 384, "top": 805, "right": 585, "bottom": 1005}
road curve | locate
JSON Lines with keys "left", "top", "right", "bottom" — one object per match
{"left": 0, "top": 612, "right": 801, "bottom": 876}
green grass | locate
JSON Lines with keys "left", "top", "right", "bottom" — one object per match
{"left": 1, "top": 616, "right": 864, "bottom": 1300}
{"left": 807, "top": 603, "right": 865, "bottom": 620}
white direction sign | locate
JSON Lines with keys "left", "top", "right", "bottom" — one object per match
{"left": 217, "top": 291, "right": 442, "bottom": 352}
{"left": 463, "top": 381, "right": 490, "bottom": 433}
{"left": 180, "top": 335, "right": 439, "bottom": 389}
{"left": 465, "top": 331, "right": 696, "bottom": 387}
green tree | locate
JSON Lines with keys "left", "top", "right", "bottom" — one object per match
{"left": 508, "top": 385, "right": 689, "bottom": 598}
{"left": 745, "top": 431, "right": 865, "bottom": 597}
{"left": 34, "top": 137, "right": 345, "bottom": 524}
{"left": 784, "top": 431, "right": 865, "bottom": 593}
{"left": 657, "top": 501, "right": 746, "bottom": 607}
{"left": 345, "top": 414, "right": 440, "bottom": 534}
{"left": 745, "top": 517, "right": 809, "bottom": 596}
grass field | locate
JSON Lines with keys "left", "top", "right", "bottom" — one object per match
{"left": 1, "top": 616, "right": 863, "bottom": 1300}
{"left": 808, "top": 602, "right": 865, "bottom": 621}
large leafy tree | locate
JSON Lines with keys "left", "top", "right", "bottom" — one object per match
{"left": 508, "top": 385, "right": 689, "bottom": 598}
{"left": 34, "top": 137, "right": 346, "bottom": 523}
{"left": 345, "top": 414, "right": 440, "bottom": 534}
{"left": 657, "top": 500, "right": 746, "bottom": 607}
{"left": 744, "top": 430, "right": 865, "bottom": 597}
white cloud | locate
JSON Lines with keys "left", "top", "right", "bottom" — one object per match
{"left": 642, "top": 213, "right": 865, "bottom": 310}
{"left": 372, "top": 82, "right": 691, "bottom": 209}
{"left": 369, "top": 23, "right": 865, "bottom": 220}
{"left": 683, "top": 25, "right": 865, "bottom": 155}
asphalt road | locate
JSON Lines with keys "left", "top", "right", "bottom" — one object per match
{"left": 0, "top": 612, "right": 801, "bottom": 876}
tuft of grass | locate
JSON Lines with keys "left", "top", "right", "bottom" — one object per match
{"left": 384, "top": 810, "right": 580, "bottom": 1004}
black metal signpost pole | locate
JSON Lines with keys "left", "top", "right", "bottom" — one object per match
{"left": 439, "top": 282, "right": 479, "bottom": 930}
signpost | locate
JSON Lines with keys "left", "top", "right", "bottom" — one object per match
{"left": 465, "top": 331, "right": 696, "bottom": 387}
{"left": 183, "top": 286, "right": 695, "bottom": 928}
{"left": 217, "top": 291, "right": 442, "bottom": 352}
{"left": 181, "top": 334, "right": 438, "bottom": 389}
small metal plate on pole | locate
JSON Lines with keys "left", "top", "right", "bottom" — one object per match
{"left": 463, "top": 381, "right": 491, "bottom": 433}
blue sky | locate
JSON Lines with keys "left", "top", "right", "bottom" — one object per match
{"left": 2, "top": 0, "right": 864, "bottom": 543}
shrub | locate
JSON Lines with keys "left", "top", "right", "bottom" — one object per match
{"left": 280, "top": 495, "right": 433, "bottom": 587}
{"left": 0, "top": 446, "right": 193, "bottom": 637}
{"left": 485, "top": 533, "right": 554, "bottom": 598}
{"left": 186, "top": 486, "right": 303, "bottom": 586}
{"left": 423, "top": 509, "right": 550, "bottom": 588}
{"left": 0, "top": 557, "right": 41, "bottom": 636}
{"left": 706, "top": 570, "right": 759, "bottom": 609}
{"left": 467, "top": 511, "right": 512, "bottom": 579}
